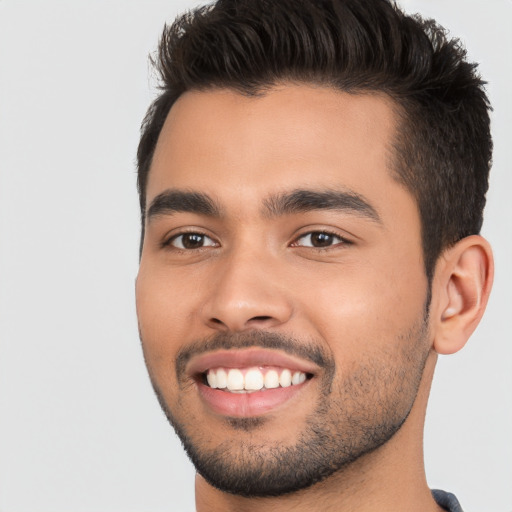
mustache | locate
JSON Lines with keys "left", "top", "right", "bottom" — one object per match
{"left": 175, "top": 331, "right": 333, "bottom": 379}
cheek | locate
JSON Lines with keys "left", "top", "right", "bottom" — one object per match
{"left": 296, "top": 256, "right": 428, "bottom": 355}
{"left": 135, "top": 264, "right": 201, "bottom": 368}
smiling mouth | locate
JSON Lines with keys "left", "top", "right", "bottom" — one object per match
{"left": 202, "top": 366, "right": 311, "bottom": 393}
{"left": 186, "top": 347, "right": 320, "bottom": 417}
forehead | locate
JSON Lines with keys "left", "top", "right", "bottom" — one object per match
{"left": 147, "top": 84, "right": 406, "bottom": 217}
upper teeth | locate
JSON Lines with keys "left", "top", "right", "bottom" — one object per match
{"left": 206, "top": 367, "right": 307, "bottom": 392}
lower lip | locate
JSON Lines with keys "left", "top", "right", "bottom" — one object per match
{"left": 197, "top": 381, "right": 310, "bottom": 417}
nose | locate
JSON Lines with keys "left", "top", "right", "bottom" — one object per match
{"left": 201, "top": 248, "right": 293, "bottom": 333}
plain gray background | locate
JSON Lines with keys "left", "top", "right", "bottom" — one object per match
{"left": 0, "top": 1, "right": 510, "bottom": 511}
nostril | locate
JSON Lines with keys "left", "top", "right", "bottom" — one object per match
{"left": 249, "top": 316, "right": 273, "bottom": 322}
{"left": 206, "top": 307, "right": 290, "bottom": 331}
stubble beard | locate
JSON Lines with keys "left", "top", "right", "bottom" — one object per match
{"left": 145, "top": 319, "right": 431, "bottom": 498}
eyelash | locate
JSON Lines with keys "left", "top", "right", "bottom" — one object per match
{"left": 162, "top": 231, "right": 218, "bottom": 251}
{"left": 162, "top": 229, "right": 352, "bottom": 251}
{"left": 291, "top": 230, "right": 352, "bottom": 250}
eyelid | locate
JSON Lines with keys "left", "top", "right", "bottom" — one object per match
{"left": 162, "top": 228, "right": 219, "bottom": 250}
{"left": 291, "top": 229, "right": 353, "bottom": 248}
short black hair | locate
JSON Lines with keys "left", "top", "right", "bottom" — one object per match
{"left": 137, "top": 0, "right": 492, "bottom": 280}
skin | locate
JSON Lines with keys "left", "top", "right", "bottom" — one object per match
{"left": 136, "top": 84, "right": 493, "bottom": 512}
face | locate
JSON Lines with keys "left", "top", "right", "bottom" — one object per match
{"left": 136, "top": 85, "right": 431, "bottom": 496}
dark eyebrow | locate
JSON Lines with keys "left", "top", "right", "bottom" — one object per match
{"left": 262, "top": 189, "right": 381, "bottom": 223}
{"left": 147, "top": 189, "right": 221, "bottom": 220}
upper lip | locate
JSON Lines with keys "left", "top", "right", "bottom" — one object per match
{"left": 186, "top": 347, "right": 320, "bottom": 378}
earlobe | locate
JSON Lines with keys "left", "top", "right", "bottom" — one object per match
{"left": 432, "top": 235, "right": 494, "bottom": 355}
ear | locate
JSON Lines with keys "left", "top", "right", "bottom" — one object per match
{"left": 431, "top": 235, "right": 494, "bottom": 355}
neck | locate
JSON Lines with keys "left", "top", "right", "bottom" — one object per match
{"left": 195, "top": 351, "right": 443, "bottom": 512}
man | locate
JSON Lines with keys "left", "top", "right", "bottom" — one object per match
{"left": 135, "top": 0, "right": 493, "bottom": 510}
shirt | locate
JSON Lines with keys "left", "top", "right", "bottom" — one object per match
{"left": 432, "top": 489, "right": 464, "bottom": 512}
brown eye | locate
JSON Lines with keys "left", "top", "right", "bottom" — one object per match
{"left": 294, "top": 231, "right": 347, "bottom": 248}
{"left": 170, "top": 233, "right": 216, "bottom": 249}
